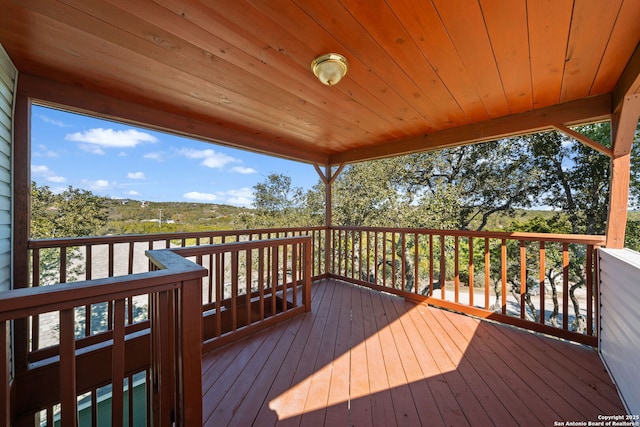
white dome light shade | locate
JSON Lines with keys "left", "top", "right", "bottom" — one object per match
{"left": 311, "top": 53, "right": 349, "bottom": 86}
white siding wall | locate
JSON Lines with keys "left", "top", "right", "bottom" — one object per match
{"left": 0, "top": 45, "right": 16, "bottom": 293}
{"left": 599, "top": 248, "right": 640, "bottom": 415}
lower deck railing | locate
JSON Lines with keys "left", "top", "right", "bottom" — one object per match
{"left": 0, "top": 249, "right": 206, "bottom": 426}
{"left": 4, "top": 233, "right": 314, "bottom": 425}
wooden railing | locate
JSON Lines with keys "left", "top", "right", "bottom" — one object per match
{"left": 329, "top": 226, "right": 605, "bottom": 345}
{"left": 152, "top": 236, "right": 313, "bottom": 352}
{"left": 0, "top": 250, "right": 206, "bottom": 426}
{"left": 11, "top": 232, "right": 315, "bottom": 425}
{"left": 26, "top": 228, "right": 323, "bottom": 355}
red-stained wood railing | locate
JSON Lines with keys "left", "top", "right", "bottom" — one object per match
{"left": 329, "top": 226, "right": 605, "bottom": 346}
{"left": 163, "top": 236, "right": 313, "bottom": 353}
{"left": 26, "top": 227, "right": 325, "bottom": 355}
{"left": 1, "top": 250, "right": 206, "bottom": 426}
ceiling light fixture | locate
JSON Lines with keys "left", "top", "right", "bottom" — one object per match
{"left": 311, "top": 53, "right": 349, "bottom": 86}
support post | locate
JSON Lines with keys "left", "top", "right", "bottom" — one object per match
{"left": 314, "top": 164, "right": 345, "bottom": 276}
{"left": 605, "top": 94, "right": 640, "bottom": 248}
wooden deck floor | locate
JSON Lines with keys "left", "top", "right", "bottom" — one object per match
{"left": 201, "top": 279, "right": 625, "bottom": 426}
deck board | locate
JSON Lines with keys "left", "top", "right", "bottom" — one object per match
{"left": 202, "top": 279, "right": 625, "bottom": 426}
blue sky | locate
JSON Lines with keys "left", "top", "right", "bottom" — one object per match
{"left": 30, "top": 105, "right": 320, "bottom": 207}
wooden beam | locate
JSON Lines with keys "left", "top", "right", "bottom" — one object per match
{"left": 329, "top": 94, "right": 612, "bottom": 165}
{"left": 552, "top": 124, "right": 612, "bottom": 157}
{"left": 12, "top": 82, "right": 30, "bottom": 377}
{"left": 17, "top": 74, "right": 330, "bottom": 165}
{"left": 613, "top": 42, "right": 640, "bottom": 114}
{"left": 605, "top": 94, "right": 640, "bottom": 248}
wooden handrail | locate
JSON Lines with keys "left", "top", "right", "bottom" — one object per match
{"left": 1, "top": 250, "right": 206, "bottom": 426}
{"left": 330, "top": 225, "right": 606, "bottom": 245}
{"left": 27, "top": 227, "right": 326, "bottom": 249}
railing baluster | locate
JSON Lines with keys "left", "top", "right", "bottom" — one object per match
{"left": 429, "top": 234, "right": 434, "bottom": 297}
{"left": 501, "top": 239, "right": 507, "bottom": 315}
{"left": 401, "top": 232, "right": 407, "bottom": 291}
{"left": 374, "top": 231, "right": 379, "bottom": 285}
{"left": 454, "top": 236, "right": 459, "bottom": 303}
{"left": 391, "top": 232, "right": 397, "bottom": 289}
{"left": 60, "top": 246, "right": 67, "bottom": 283}
{"left": 259, "top": 247, "right": 265, "bottom": 321}
{"left": 382, "top": 231, "right": 387, "bottom": 288}
{"left": 562, "top": 243, "right": 569, "bottom": 330}
{"left": 246, "top": 249, "right": 252, "bottom": 325}
{"left": 59, "top": 308, "right": 77, "bottom": 427}
{"left": 468, "top": 237, "right": 474, "bottom": 307}
{"left": 520, "top": 240, "right": 526, "bottom": 320}
{"left": 112, "top": 298, "right": 125, "bottom": 427}
{"left": 484, "top": 238, "right": 490, "bottom": 310}
{"left": 271, "top": 244, "right": 278, "bottom": 317}
{"left": 440, "top": 235, "right": 446, "bottom": 300}
{"left": 414, "top": 233, "right": 419, "bottom": 294}
{"left": 587, "top": 245, "right": 594, "bottom": 336}
{"left": 292, "top": 244, "right": 298, "bottom": 307}
{"left": 1, "top": 321, "right": 8, "bottom": 427}
{"left": 215, "top": 253, "right": 222, "bottom": 337}
{"left": 539, "top": 241, "right": 546, "bottom": 325}
{"left": 351, "top": 230, "right": 355, "bottom": 280}
{"left": 231, "top": 251, "right": 239, "bottom": 331}
{"left": 282, "top": 244, "right": 288, "bottom": 312}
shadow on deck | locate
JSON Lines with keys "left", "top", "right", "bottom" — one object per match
{"left": 202, "top": 279, "right": 624, "bottom": 426}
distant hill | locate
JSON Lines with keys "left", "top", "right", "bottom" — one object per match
{"left": 101, "top": 198, "right": 583, "bottom": 235}
{"left": 100, "top": 199, "right": 251, "bottom": 235}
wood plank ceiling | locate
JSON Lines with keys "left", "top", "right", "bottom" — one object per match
{"left": 0, "top": 0, "right": 639, "bottom": 166}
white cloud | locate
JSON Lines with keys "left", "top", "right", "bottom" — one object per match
{"left": 33, "top": 144, "right": 59, "bottom": 158}
{"left": 144, "top": 151, "right": 165, "bottom": 161}
{"left": 230, "top": 166, "right": 257, "bottom": 174}
{"left": 220, "top": 187, "right": 254, "bottom": 207}
{"left": 82, "top": 179, "right": 111, "bottom": 191}
{"left": 226, "top": 196, "right": 252, "bottom": 207}
{"left": 183, "top": 191, "right": 218, "bottom": 202}
{"left": 65, "top": 128, "right": 157, "bottom": 152}
{"left": 31, "top": 164, "right": 66, "bottom": 183}
{"left": 177, "top": 148, "right": 239, "bottom": 169}
{"left": 127, "top": 172, "right": 146, "bottom": 180}
{"left": 37, "top": 114, "right": 70, "bottom": 128}
{"left": 127, "top": 190, "right": 141, "bottom": 196}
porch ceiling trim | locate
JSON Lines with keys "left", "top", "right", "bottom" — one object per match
{"left": 329, "top": 94, "right": 613, "bottom": 165}
{"left": 17, "top": 73, "right": 331, "bottom": 166}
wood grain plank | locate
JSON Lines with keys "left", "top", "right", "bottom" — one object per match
{"left": 528, "top": 0, "right": 573, "bottom": 108}
{"left": 251, "top": 0, "right": 434, "bottom": 131}
{"left": 387, "top": 1, "right": 490, "bottom": 122}
{"left": 386, "top": 297, "right": 446, "bottom": 427}
{"left": 350, "top": 285, "right": 379, "bottom": 426}
{"left": 397, "top": 302, "right": 469, "bottom": 426}
{"left": 416, "top": 304, "right": 494, "bottom": 426}
{"left": 250, "top": 279, "right": 331, "bottom": 426}
{"left": 298, "top": 280, "right": 344, "bottom": 425}
{"left": 323, "top": 282, "right": 352, "bottom": 426}
{"left": 561, "top": 0, "right": 624, "bottom": 102}
{"left": 199, "top": 279, "right": 624, "bottom": 425}
{"left": 338, "top": 0, "right": 467, "bottom": 125}
{"left": 151, "top": 0, "right": 411, "bottom": 142}
{"left": 431, "top": 0, "right": 510, "bottom": 118}
{"left": 592, "top": 0, "right": 640, "bottom": 95}
{"left": 438, "top": 307, "right": 549, "bottom": 425}
{"left": 479, "top": 0, "right": 533, "bottom": 114}
{"left": 369, "top": 291, "right": 421, "bottom": 426}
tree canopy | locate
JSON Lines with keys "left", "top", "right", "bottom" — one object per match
{"left": 31, "top": 182, "right": 109, "bottom": 239}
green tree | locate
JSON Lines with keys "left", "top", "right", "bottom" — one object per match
{"left": 241, "top": 173, "right": 323, "bottom": 228}
{"left": 31, "top": 182, "right": 109, "bottom": 285}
